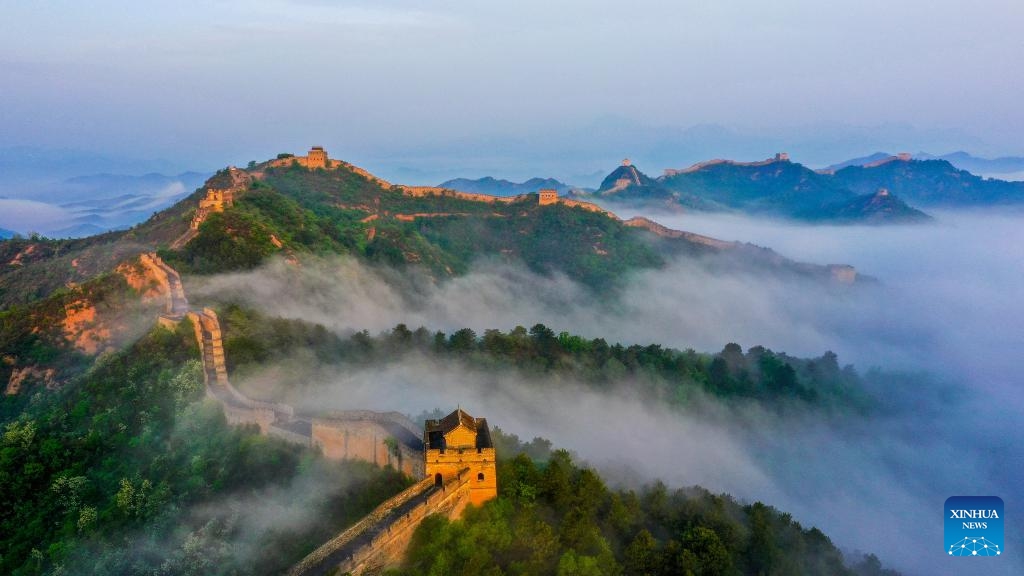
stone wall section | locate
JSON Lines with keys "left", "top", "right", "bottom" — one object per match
{"left": 289, "top": 470, "right": 474, "bottom": 576}
{"left": 144, "top": 255, "right": 428, "bottom": 468}
{"left": 624, "top": 216, "right": 737, "bottom": 249}
{"left": 172, "top": 167, "right": 252, "bottom": 248}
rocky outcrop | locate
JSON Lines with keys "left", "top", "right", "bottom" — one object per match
{"left": 62, "top": 299, "right": 112, "bottom": 355}
{"left": 6, "top": 365, "right": 57, "bottom": 395}
{"left": 120, "top": 253, "right": 189, "bottom": 320}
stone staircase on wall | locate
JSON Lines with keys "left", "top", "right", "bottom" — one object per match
{"left": 142, "top": 254, "right": 427, "bottom": 460}
{"left": 186, "top": 306, "right": 307, "bottom": 440}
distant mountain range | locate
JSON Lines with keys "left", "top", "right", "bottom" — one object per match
{"left": 830, "top": 156, "right": 1024, "bottom": 205}
{"left": 437, "top": 176, "right": 575, "bottom": 195}
{"left": 0, "top": 171, "right": 208, "bottom": 238}
{"left": 828, "top": 151, "right": 1024, "bottom": 177}
{"left": 915, "top": 151, "right": 1024, "bottom": 176}
{"left": 573, "top": 153, "right": 1023, "bottom": 223}
{"left": 584, "top": 156, "right": 925, "bottom": 223}
{"left": 0, "top": 228, "right": 15, "bottom": 240}
{"left": 824, "top": 152, "right": 900, "bottom": 172}
{"left": 7, "top": 148, "right": 1022, "bottom": 234}
{"left": 0, "top": 146, "right": 190, "bottom": 183}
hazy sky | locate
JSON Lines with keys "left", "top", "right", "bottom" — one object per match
{"left": 2, "top": 0, "right": 1022, "bottom": 178}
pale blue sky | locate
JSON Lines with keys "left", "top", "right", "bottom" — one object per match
{"left": 1, "top": 0, "right": 1021, "bottom": 180}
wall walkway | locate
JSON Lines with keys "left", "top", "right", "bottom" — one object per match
{"left": 289, "top": 470, "right": 474, "bottom": 576}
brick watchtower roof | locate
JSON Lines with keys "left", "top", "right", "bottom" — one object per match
{"left": 425, "top": 408, "right": 493, "bottom": 450}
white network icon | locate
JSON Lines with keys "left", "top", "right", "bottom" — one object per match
{"left": 949, "top": 537, "right": 1001, "bottom": 556}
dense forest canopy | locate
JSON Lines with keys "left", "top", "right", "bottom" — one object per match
{"left": 395, "top": 430, "right": 899, "bottom": 576}
{"left": 0, "top": 324, "right": 409, "bottom": 575}
{"left": 218, "top": 305, "right": 871, "bottom": 412}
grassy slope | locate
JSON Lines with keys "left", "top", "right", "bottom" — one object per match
{"left": 166, "top": 163, "right": 672, "bottom": 291}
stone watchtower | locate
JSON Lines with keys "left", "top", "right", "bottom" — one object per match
{"left": 424, "top": 408, "right": 497, "bottom": 506}
{"left": 307, "top": 146, "right": 329, "bottom": 169}
{"left": 538, "top": 189, "right": 559, "bottom": 206}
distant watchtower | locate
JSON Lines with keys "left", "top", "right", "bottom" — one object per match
{"left": 424, "top": 408, "right": 497, "bottom": 506}
{"left": 538, "top": 189, "right": 559, "bottom": 206}
{"left": 307, "top": 146, "right": 328, "bottom": 169}
{"left": 774, "top": 152, "right": 790, "bottom": 162}
{"left": 622, "top": 158, "right": 632, "bottom": 167}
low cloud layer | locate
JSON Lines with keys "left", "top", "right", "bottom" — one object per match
{"left": 192, "top": 209, "right": 1023, "bottom": 575}
{"left": 0, "top": 198, "right": 72, "bottom": 235}
{"left": 0, "top": 179, "right": 192, "bottom": 237}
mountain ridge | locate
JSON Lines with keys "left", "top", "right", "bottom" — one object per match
{"left": 437, "top": 176, "right": 575, "bottom": 196}
{"left": 1, "top": 148, "right": 866, "bottom": 313}
{"left": 580, "top": 152, "right": 1024, "bottom": 220}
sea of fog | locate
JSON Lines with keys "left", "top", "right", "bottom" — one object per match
{"left": 192, "top": 209, "right": 1023, "bottom": 576}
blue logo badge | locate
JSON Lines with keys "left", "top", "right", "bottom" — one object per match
{"left": 945, "top": 496, "right": 1003, "bottom": 557}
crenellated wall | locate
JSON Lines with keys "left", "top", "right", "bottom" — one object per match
{"left": 289, "top": 470, "right": 475, "bottom": 576}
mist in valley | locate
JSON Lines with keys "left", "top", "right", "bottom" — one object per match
{"left": 191, "top": 209, "right": 1023, "bottom": 575}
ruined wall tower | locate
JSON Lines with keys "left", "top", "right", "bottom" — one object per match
{"left": 424, "top": 408, "right": 497, "bottom": 507}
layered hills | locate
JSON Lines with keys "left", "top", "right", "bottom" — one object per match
{"left": 1, "top": 149, "right": 862, "bottom": 310}
{"left": 831, "top": 156, "right": 1024, "bottom": 205}
{"left": 583, "top": 153, "right": 1024, "bottom": 222}
{"left": 832, "top": 150, "right": 1024, "bottom": 177}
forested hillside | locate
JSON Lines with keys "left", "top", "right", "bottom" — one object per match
{"left": 395, "top": 432, "right": 899, "bottom": 576}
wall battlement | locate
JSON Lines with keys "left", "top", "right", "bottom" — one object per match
{"left": 289, "top": 470, "right": 475, "bottom": 576}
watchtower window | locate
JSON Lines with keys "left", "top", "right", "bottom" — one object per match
{"left": 477, "top": 472, "right": 485, "bottom": 482}
{"left": 434, "top": 473, "right": 443, "bottom": 487}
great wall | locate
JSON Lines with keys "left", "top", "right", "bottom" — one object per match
{"left": 661, "top": 152, "right": 791, "bottom": 177}
{"left": 147, "top": 162, "right": 507, "bottom": 572}
{"left": 0, "top": 144, "right": 866, "bottom": 570}
{"left": 142, "top": 254, "right": 492, "bottom": 574}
